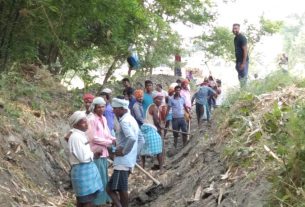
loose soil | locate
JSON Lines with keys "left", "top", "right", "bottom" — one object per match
{"left": 128, "top": 118, "right": 271, "bottom": 207}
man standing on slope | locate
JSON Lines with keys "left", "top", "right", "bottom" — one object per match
{"left": 142, "top": 80, "right": 154, "bottom": 117}
{"left": 107, "top": 98, "right": 139, "bottom": 207}
{"left": 233, "top": 23, "right": 249, "bottom": 88}
{"left": 167, "top": 85, "right": 190, "bottom": 148}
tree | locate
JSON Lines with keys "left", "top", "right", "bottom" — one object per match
{"left": 195, "top": 26, "right": 235, "bottom": 61}
{"left": 0, "top": 0, "right": 149, "bottom": 75}
{"left": 195, "top": 16, "right": 283, "bottom": 62}
{"left": 134, "top": 0, "right": 216, "bottom": 76}
{"left": 0, "top": 0, "right": 217, "bottom": 86}
{"left": 281, "top": 13, "right": 305, "bottom": 70}
{"left": 135, "top": 15, "right": 180, "bottom": 75}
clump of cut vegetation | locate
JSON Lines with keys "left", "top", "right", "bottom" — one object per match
{"left": 215, "top": 71, "right": 305, "bottom": 206}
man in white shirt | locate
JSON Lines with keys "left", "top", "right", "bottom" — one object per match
{"left": 107, "top": 98, "right": 139, "bottom": 207}
{"left": 68, "top": 111, "right": 103, "bottom": 207}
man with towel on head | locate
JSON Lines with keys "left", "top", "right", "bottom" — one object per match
{"left": 107, "top": 98, "right": 140, "bottom": 207}
{"left": 87, "top": 97, "right": 116, "bottom": 206}
{"left": 83, "top": 93, "right": 95, "bottom": 116}
{"left": 132, "top": 89, "right": 145, "bottom": 127}
{"left": 68, "top": 111, "right": 103, "bottom": 207}
{"left": 64, "top": 93, "right": 94, "bottom": 142}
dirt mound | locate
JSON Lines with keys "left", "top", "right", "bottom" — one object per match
{"left": 129, "top": 125, "right": 270, "bottom": 207}
{"left": 0, "top": 66, "right": 74, "bottom": 206}
{"left": 128, "top": 85, "right": 305, "bottom": 207}
{"left": 2, "top": 66, "right": 303, "bottom": 207}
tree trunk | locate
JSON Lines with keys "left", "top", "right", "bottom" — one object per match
{"left": 102, "top": 57, "right": 119, "bottom": 85}
{"left": 38, "top": 42, "right": 61, "bottom": 74}
{"left": 149, "top": 67, "right": 153, "bottom": 75}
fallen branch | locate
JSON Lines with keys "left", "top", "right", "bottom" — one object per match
{"left": 0, "top": 185, "right": 10, "bottom": 192}
{"left": 264, "top": 145, "right": 283, "bottom": 163}
{"left": 194, "top": 186, "right": 202, "bottom": 201}
{"left": 218, "top": 188, "right": 224, "bottom": 205}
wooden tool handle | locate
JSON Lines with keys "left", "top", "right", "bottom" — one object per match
{"left": 135, "top": 163, "right": 161, "bottom": 185}
{"left": 107, "top": 159, "right": 161, "bottom": 185}
{"left": 161, "top": 127, "right": 191, "bottom": 136}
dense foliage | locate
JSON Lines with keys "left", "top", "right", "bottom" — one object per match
{"left": 0, "top": 0, "right": 215, "bottom": 83}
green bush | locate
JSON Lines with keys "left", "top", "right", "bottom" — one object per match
{"left": 270, "top": 103, "right": 305, "bottom": 207}
{"left": 219, "top": 72, "right": 305, "bottom": 206}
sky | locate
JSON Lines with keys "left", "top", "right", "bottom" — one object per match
{"left": 175, "top": 0, "right": 304, "bottom": 39}
{"left": 216, "top": 0, "right": 304, "bottom": 25}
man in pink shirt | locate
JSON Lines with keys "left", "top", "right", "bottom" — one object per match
{"left": 88, "top": 97, "right": 116, "bottom": 206}
{"left": 180, "top": 79, "right": 192, "bottom": 110}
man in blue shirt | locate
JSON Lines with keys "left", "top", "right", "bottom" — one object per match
{"left": 167, "top": 85, "right": 190, "bottom": 148}
{"left": 100, "top": 89, "right": 115, "bottom": 136}
{"left": 192, "top": 85, "right": 216, "bottom": 125}
{"left": 142, "top": 80, "right": 154, "bottom": 117}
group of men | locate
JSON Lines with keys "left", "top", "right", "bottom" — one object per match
{"left": 66, "top": 74, "right": 223, "bottom": 207}
{"left": 67, "top": 93, "right": 138, "bottom": 207}
{"left": 65, "top": 22, "right": 248, "bottom": 207}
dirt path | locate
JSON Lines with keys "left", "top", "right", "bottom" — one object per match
{"left": 129, "top": 118, "right": 271, "bottom": 207}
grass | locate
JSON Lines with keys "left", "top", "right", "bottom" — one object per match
{"left": 223, "top": 70, "right": 305, "bottom": 107}
{"left": 215, "top": 71, "right": 305, "bottom": 207}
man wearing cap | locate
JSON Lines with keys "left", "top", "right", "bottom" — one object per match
{"left": 87, "top": 97, "right": 116, "bottom": 206}
{"left": 100, "top": 88, "right": 115, "bottom": 136}
{"left": 107, "top": 98, "right": 139, "bottom": 207}
{"left": 140, "top": 92, "right": 164, "bottom": 171}
{"left": 68, "top": 111, "right": 103, "bottom": 207}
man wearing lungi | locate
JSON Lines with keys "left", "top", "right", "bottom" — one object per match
{"left": 107, "top": 98, "right": 139, "bottom": 207}
{"left": 68, "top": 111, "right": 103, "bottom": 207}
